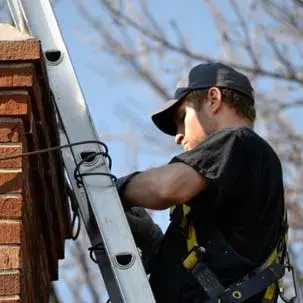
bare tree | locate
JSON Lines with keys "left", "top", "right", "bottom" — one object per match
{"left": 74, "top": 0, "right": 303, "bottom": 219}
{"left": 70, "top": 0, "right": 303, "bottom": 301}
{"left": 5, "top": 0, "right": 303, "bottom": 301}
{"left": 74, "top": 0, "right": 303, "bottom": 212}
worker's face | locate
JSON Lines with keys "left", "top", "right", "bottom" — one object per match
{"left": 174, "top": 88, "right": 221, "bottom": 151}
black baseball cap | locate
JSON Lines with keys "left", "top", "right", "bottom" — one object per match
{"left": 151, "top": 62, "right": 254, "bottom": 136}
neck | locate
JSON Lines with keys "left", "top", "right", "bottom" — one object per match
{"left": 217, "top": 114, "right": 253, "bottom": 131}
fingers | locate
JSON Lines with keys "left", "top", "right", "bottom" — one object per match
{"left": 125, "top": 211, "right": 141, "bottom": 224}
{"left": 128, "top": 206, "right": 152, "bottom": 219}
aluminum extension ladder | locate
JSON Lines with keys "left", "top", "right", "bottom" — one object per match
{"left": 7, "top": 0, "right": 156, "bottom": 302}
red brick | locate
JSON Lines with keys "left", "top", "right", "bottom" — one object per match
{"left": 0, "top": 39, "right": 41, "bottom": 62}
{"left": 23, "top": 166, "right": 59, "bottom": 280}
{"left": 0, "top": 246, "right": 21, "bottom": 270}
{"left": 29, "top": 87, "right": 68, "bottom": 257}
{"left": 0, "top": 173, "right": 23, "bottom": 194}
{"left": 0, "top": 64, "right": 35, "bottom": 89}
{"left": 0, "top": 197, "right": 22, "bottom": 218}
{"left": 0, "top": 36, "right": 72, "bottom": 301}
{"left": 0, "top": 146, "right": 22, "bottom": 169}
{"left": 0, "top": 298, "right": 20, "bottom": 303}
{"left": 0, "top": 128, "right": 19, "bottom": 143}
{"left": 29, "top": 119, "right": 65, "bottom": 261}
{"left": 0, "top": 222, "right": 21, "bottom": 244}
{"left": 0, "top": 272, "right": 20, "bottom": 296}
{"left": 0, "top": 119, "right": 24, "bottom": 143}
{"left": 0, "top": 91, "right": 29, "bottom": 116}
{"left": 20, "top": 221, "right": 35, "bottom": 302}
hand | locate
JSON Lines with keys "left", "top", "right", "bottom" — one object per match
{"left": 126, "top": 207, "right": 163, "bottom": 262}
{"left": 115, "top": 172, "right": 140, "bottom": 202}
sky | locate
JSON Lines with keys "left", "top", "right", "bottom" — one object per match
{"left": 5, "top": 0, "right": 303, "bottom": 301}
{"left": 50, "top": 1, "right": 220, "bottom": 301}
{"left": 53, "top": 0, "right": 218, "bottom": 137}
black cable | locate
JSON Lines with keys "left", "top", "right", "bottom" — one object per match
{"left": 51, "top": 93, "right": 121, "bottom": 272}
{"left": 0, "top": 140, "right": 109, "bottom": 161}
{"left": 51, "top": 92, "right": 83, "bottom": 240}
{"left": 51, "top": 94, "right": 116, "bottom": 242}
{"left": 88, "top": 242, "right": 105, "bottom": 263}
{"left": 1, "top": 93, "right": 120, "bottom": 274}
{"left": 73, "top": 151, "right": 117, "bottom": 187}
{"left": 0, "top": 139, "right": 117, "bottom": 242}
{"left": 66, "top": 184, "right": 81, "bottom": 240}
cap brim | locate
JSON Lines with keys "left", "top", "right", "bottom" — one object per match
{"left": 151, "top": 98, "right": 182, "bottom": 136}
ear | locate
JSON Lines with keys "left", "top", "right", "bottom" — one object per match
{"left": 207, "top": 87, "right": 222, "bottom": 114}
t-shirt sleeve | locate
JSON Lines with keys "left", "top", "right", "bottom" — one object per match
{"left": 169, "top": 129, "right": 245, "bottom": 193}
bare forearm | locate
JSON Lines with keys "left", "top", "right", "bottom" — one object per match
{"left": 123, "top": 163, "right": 207, "bottom": 210}
{"left": 123, "top": 168, "right": 170, "bottom": 210}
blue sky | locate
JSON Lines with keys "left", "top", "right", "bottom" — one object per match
{"left": 51, "top": 2, "right": 221, "bottom": 301}
{"left": 38, "top": 0, "right": 303, "bottom": 301}
{"left": 53, "top": 1, "right": 217, "bottom": 135}
{"left": 52, "top": 0, "right": 233, "bottom": 180}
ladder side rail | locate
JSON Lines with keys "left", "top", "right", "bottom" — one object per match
{"left": 7, "top": 0, "right": 127, "bottom": 300}
{"left": 7, "top": 0, "right": 26, "bottom": 32}
{"left": 60, "top": 135, "right": 125, "bottom": 303}
{"left": 8, "top": 0, "right": 156, "bottom": 302}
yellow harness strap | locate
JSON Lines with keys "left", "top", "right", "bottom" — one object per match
{"left": 170, "top": 205, "right": 199, "bottom": 270}
{"left": 263, "top": 199, "right": 288, "bottom": 302}
{"left": 171, "top": 201, "right": 288, "bottom": 303}
{"left": 183, "top": 204, "right": 198, "bottom": 251}
{"left": 170, "top": 204, "right": 198, "bottom": 251}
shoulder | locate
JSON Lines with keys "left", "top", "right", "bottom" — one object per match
{"left": 169, "top": 127, "right": 247, "bottom": 186}
{"left": 171, "top": 127, "right": 246, "bottom": 166}
{"left": 236, "top": 127, "right": 282, "bottom": 164}
{"left": 193, "top": 126, "right": 244, "bottom": 152}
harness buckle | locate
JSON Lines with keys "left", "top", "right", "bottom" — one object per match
{"left": 183, "top": 246, "right": 227, "bottom": 299}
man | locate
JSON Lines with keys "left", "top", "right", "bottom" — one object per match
{"left": 117, "top": 63, "right": 285, "bottom": 302}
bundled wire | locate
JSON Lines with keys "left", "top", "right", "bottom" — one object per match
{"left": 0, "top": 140, "right": 116, "bottom": 243}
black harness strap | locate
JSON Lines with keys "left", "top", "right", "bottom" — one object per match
{"left": 188, "top": 247, "right": 226, "bottom": 299}
{"left": 172, "top": 204, "right": 288, "bottom": 303}
{"left": 206, "top": 263, "right": 285, "bottom": 303}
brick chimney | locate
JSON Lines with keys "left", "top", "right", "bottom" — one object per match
{"left": 0, "top": 24, "right": 71, "bottom": 302}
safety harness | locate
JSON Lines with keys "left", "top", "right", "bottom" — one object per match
{"left": 170, "top": 203, "right": 297, "bottom": 303}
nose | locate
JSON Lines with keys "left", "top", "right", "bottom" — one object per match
{"left": 175, "top": 133, "right": 184, "bottom": 145}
